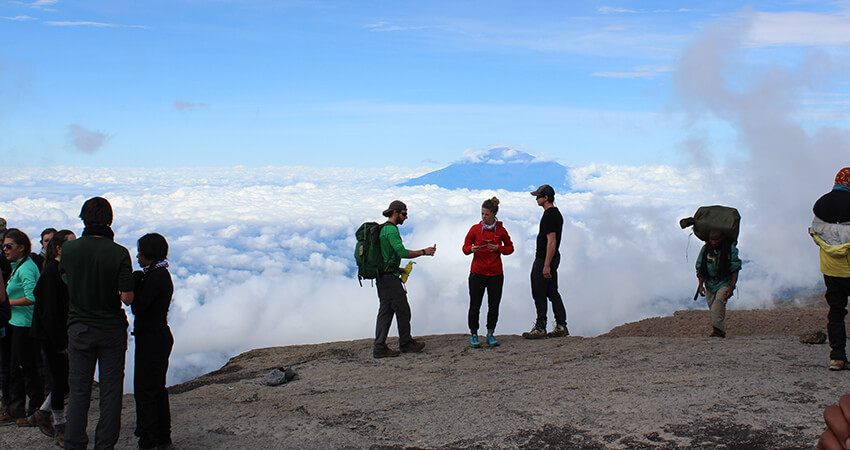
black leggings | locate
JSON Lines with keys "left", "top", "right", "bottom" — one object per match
{"left": 468, "top": 273, "right": 504, "bottom": 332}
{"left": 825, "top": 275, "right": 850, "bottom": 361}
{"left": 41, "top": 343, "right": 68, "bottom": 411}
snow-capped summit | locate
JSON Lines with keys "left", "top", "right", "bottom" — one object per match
{"left": 400, "top": 147, "right": 570, "bottom": 192}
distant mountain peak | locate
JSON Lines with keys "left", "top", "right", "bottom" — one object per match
{"left": 400, "top": 147, "right": 570, "bottom": 192}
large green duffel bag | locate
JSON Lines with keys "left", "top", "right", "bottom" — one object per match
{"left": 679, "top": 205, "right": 740, "bottom": 244}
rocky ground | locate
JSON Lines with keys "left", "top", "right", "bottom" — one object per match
{"left": 1, "top": 303, "right": 844, "bottom": 449}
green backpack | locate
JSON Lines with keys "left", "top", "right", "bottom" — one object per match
{"left": 354, "top": 221, "right": 389, "bottom": 285}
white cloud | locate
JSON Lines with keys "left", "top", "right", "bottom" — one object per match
{"left": 598, "top": 6, "right": 638, "bottom": 14}
{"left": 592, "top": 65, "right": 674, "bottom": 78}
{"left": 174, "top": 100, "right": 211, "bottom": 111}
{"left": 747, "top": 8, "right": 850, "bottom": 47}
{"left": 1, "top": 15, "right": 37, "bottom": 21}
{"left": 46, "top": 21, "right": 148, "bottom": 29}
{"left": 459, "top": 147, "right": 489, "bottom": 163}
{"left": 366, "top": 22, "right": 425, "bottom": 32}
{"left": 10, "top": 0, "right": 57, "bottom": 10}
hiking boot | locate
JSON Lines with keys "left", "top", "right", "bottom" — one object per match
{"left": 522, "top": 325, "right": 548, "bottom": 340}
{"left": 16, "top": 416, "right": 34, "bottom": 427}
{"left": 373, "top": 347, "right": 401, "bottom": 359}
{"left": 54, "top": 423, "right": 65, "bottom": 448}
{"left": 486, "top": 333, "right": 499, "bottom": 347}
{"left": 0, "top": 412, "right": 14, "bottom": 425}
{"left": 547, "top": 324, "right": 569, "bottom": 338}
{"left": 830, "top": 359, "right": 846, "bottom": 371}
{"left": 400, "top": 339, "right": 425, "bottom": 353}
{"left": 33, "top": 410, "right": 54, "bottom": 437}
{"left": 470, "top": 334, "right": 481, "bottom": 348}
{"left": 709, "top": 327, "right": 726, "bottom": 338}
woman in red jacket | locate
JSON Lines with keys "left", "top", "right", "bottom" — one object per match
{"left": 462, "top": 197, "right": 514, "bottom": 348}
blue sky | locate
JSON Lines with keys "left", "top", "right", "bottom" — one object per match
{"left": 2, "top": 0, "right": 849, "bottom": 168}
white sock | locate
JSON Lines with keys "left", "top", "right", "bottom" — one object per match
{"left": 52, "top": 409, "right": 65, "bottom": 425}
{"left": 39, "top": 394, "right": 51, "bottom": 411}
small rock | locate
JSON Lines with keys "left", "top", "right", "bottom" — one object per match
{"left": 799, "top": 330, "right": 827, "bottom": 344}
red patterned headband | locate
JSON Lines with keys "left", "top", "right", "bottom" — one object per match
{"left": 836, "top": 167, "right": 850, "bottom": 187}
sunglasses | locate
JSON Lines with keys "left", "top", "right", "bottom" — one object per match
{"left": 399, "top": 211, "right": 408, "bottom": 217}
{"left": 2, "top": 244, "right": 13, "bottom": 250}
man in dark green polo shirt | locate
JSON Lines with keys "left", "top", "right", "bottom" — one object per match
{"left": 59, "top": 197, "right": 134, "bottom": 450}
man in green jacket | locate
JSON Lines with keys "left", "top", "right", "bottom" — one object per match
{"left": 59, "top": 197, "right": 134, "bottom": 450}
{"left": 373, "top": 200, "right": 436, "bottom": 359}
{"left": 696, "top": 229, "right": 742, "bottom": 338}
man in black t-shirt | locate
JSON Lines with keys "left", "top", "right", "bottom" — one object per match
{"left": 523, "top": 184, "right": 569, "bottom": 339}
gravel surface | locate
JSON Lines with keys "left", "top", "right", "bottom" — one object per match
{"left": 1, "top": 304, "right": 842, "bottom": 449}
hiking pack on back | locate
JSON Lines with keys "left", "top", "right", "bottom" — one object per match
{"left": 355, "top": 221, "right": 388, "bottom": 285}
{"left": 679, "top": 205, "right": 740, "bottom": 244}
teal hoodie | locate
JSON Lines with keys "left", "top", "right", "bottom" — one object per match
{"left": 7, "top": 257, "right": 39, "bottom": 327}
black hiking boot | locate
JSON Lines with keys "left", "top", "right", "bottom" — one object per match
{"left": 400, "top": 339, "right": 426, "bottom": 353}
{"left": 373, "top": 347, "right": 401, "bottom": 359}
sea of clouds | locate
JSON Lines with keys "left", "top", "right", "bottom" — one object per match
{"left": 0, "top": 161, "right": 831, "bottom": 391}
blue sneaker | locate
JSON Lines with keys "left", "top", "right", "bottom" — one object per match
{"left": 486, "top": 333, "right": 499, "bottom": 347}
{"left": 470, "top": 334, "right": 481, "bottom": 348}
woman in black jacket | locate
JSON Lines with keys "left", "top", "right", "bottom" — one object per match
{"left": 0, "top": 271, "right": 8, "bottom": 334}
{"left": 31, "top": 229, "right": 75, "bottom": 443}
{"left": 132, "top": 233, "right": 174, "bottom": 450}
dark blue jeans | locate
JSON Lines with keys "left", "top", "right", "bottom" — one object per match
{"left": 65, "top": 322, "right": 127, "bottom": 450}
{"left": 530, "top": 256, "right": 567, "bottom": 328}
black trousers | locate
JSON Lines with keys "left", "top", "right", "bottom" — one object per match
{"left": 134, "top": 326, "right": 173, "bottom": 449}
{"left": 7, "top": 325, "right": 45, "bottom": 417}
{"left": 468, "top": 273, "right": 504, "bottom": 332}
{"left": 41, "top": 342, "right": 69, "bottom": 412}
{"left": 825, "top": 275, "right": 850, "bottom": 361}
{"left": 374, "top": 274, "right": 412, "bottom": 349}
{"left": 530, "top": 256, "right": 567, "bottom": 328}
{"left": 0, "top": 328, "right": 10, "bottom": 405}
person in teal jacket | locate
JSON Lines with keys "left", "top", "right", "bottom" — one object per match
{"left": 372, "top": 200, "right": 436, "bottom": 359}
{"left": 695, "top": 229, "right": 742, "bottom": 338}
{"left": 0, "top": 228, "right": 44, "bottom": 424}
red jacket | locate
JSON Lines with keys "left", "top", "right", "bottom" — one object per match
{"left": 462, "top": 221, "right": 514, "bottom": 276}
